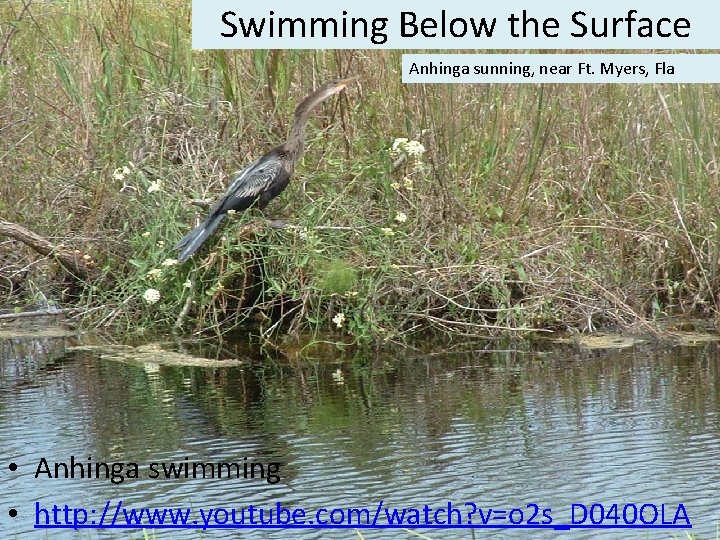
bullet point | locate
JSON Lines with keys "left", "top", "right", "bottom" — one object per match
{"left": 9, "top": 509, "right": 17, "bottom": 518}
{"left": 8, "top": 463, "right": 17, "bottom": 471}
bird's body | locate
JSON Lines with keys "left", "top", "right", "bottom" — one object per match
{"left": 176, "top": 77, "right": 356, "bottom": 262}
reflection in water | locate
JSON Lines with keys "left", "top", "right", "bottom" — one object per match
{"left": 1, "top": 331, "right": 719, "bottom": 539}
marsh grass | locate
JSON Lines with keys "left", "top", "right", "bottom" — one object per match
{"left": 2, "top": 0, "right": 720, "bottom": 343}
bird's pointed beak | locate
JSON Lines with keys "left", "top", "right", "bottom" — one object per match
{"left": 334, "top": 75, "right": 359, "bottom": 92}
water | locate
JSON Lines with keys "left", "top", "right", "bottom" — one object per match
{"left": 1, "top": 326, "right": 719, "bottom": 539}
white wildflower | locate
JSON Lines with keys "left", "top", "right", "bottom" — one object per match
{"left": 403, "top": 177, "right": 414, "bottom": 190}
{"left": 332, "top": 312, "right": 346, "bottom": 328}
{"left": 391, "top": 138, "right": 425, "bottom": 158}
{"left": 146, "top": 268, "right": 163, "bottom": 281}
{"left": 345, "top": 291, "right": 359, "bottom": 297}
{"left": 391, "top": 138, "right": 409, "bottom": 155}
{"left": 143, "top": 288, "right": 161, "bottom": 304}
{"left": 147, "top": 179, "right": 163, "bottom": 193}
{"left": 394, "top": 211, "right": 407, "bottom": 223}
{"left": 161, "top": 258, "right": 178, "bottom": 267}
{"left": 405, "top": 140, "right": 425, "bottom": 157}
{"left": 112, "top": 165, "right": 132, "bottom": 181}
{"left": 381, "top": 227, "right": 395, "bottom": 237}
{"left": 390, "top": 182, "right": 401, "bottom": 190}
{"left": 184, "top": 280, "right": 192, "bottom": 288}
{"left": 141, "top": 231, "right": 151, "bottom": 238}
{"left": 157, "top": 241, "right": 165, "bottom": 247}
{"left": 227, "top": 209, "right": 236, "bottom": 215}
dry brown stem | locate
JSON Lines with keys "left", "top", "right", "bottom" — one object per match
{"left": 0, "top": 220, "right": 97, "bottom": 282}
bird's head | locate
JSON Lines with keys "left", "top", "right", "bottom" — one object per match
{"left": 324, "top": 75, "right": 359, "bottom": 95}
{"left": 294, "top": 76, "right": 358, "bottom": 118}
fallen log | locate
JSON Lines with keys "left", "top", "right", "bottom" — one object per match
{"left": 0, "top": 220, "right": 98, "bottom": 281}
{"left": 0, "top": 308, "right": 76, "bottom": 320}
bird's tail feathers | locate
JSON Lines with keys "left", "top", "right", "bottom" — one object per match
{"left": 176, "top": 213, "right": 226, "bottom": 263}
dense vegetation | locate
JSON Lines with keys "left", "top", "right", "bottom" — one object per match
{"left": 2, "top": 1, "right": 720, "bottom": 344}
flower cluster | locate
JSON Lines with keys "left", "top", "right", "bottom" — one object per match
{"left": 332, "top": 312, "right": 346, "bottom": 328}
{"left": 145, "top": 259, "right": 178, "bottom": 282}
{"left": 142, "top": 257, "right": 181, "bottom": 308}
{"left": 147, "top": 179, "right": 163, "bottom": 193}
{"left": 113, "top": 166, "right": 132, "bottom": 181}
{"left": 113, "top": 162, "right": 137, "bottom": 182}
{"left": 143, "top": 288, "right": 161, "bottom": 305}
{"left": 390, "top": 178, "right": 414, "bottom": 192}
{"left": 146, "top": 268, "right": 163, "bottom": 281}
{"left": 113, "top": 163, "right": 165, "bottom": 196}
{"left": 391, "top": 138, "right": 425, "bottom": 158}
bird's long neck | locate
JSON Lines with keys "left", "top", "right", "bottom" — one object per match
{"left": 283, "top": 89, "right": 335, "bottom": 158}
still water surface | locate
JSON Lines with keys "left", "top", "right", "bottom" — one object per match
{"left": 1, "top": 329, "right": 719, "bottom": 539}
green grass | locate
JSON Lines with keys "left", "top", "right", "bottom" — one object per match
{"left": 2, "top": 0, "right": 720, "bottom": 344}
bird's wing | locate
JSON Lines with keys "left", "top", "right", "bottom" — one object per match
{"left": 209, "top": 156, "right": 283, "bottom": 214}
{"left": 231, "top": 158, "right": 283, "bottom": 200}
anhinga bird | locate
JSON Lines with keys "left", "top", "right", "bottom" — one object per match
{"left": 175, "top": 76, "right": 357, "bottom": 263}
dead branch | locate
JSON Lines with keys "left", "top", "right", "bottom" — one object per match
{"left": 0, "top": 0, "right": 32, "bottom": 61}
{"left": 0, "top": 307, "right": 75, "bottom": 320}
{"left": 0, "top": 220, "right": 97, "bottom": 281}
{"left": 175, "top": 285, "right": 194, "bottom": 329}
{"left": 409, "top": 312, "right": 553, "bottom": 333}
{"left": 190, "top": 199, "right": 211, "bottom": 209}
